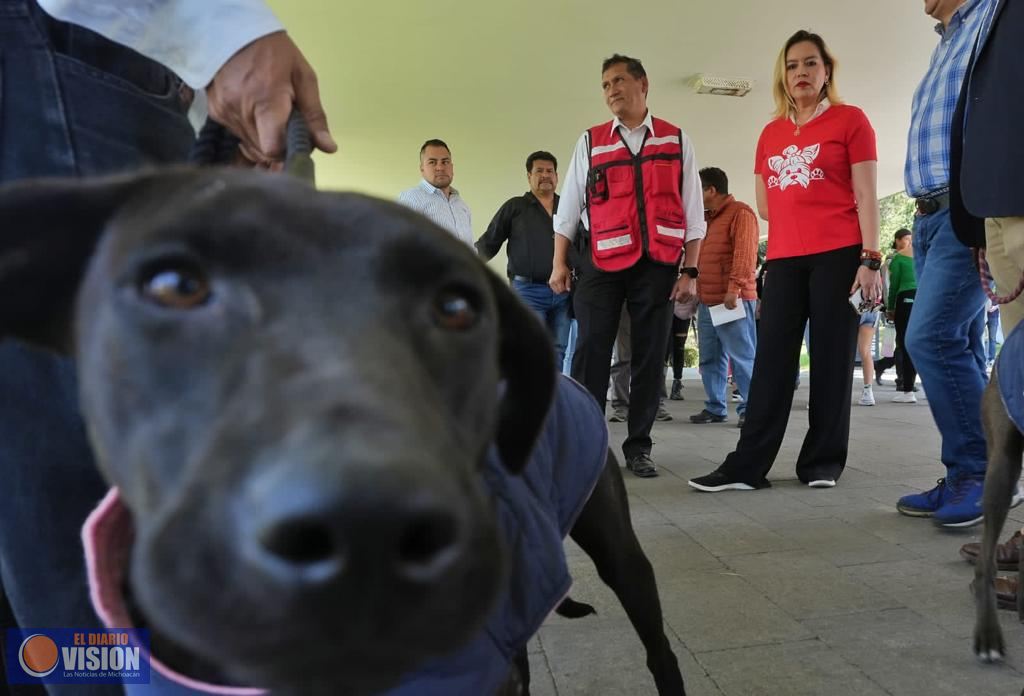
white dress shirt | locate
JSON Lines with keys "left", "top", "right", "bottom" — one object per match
{"left": 553, "top": 111, "right": 706, "bottom": 244}
{"left": 36, "top": 0, "right": 283, "bottom": 89}
{"left": 398, "top": 180, "right": 475, "bottom": 248}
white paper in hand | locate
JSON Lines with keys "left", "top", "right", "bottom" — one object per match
{"left": 708, "top": 303, "right": 746, "bottom": 326}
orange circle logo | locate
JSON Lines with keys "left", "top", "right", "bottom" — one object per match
{"left": 18, "top": 634, "right": 59, "bottom": 677}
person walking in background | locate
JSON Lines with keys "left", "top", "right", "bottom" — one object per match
{"left": 690, "top": 29, "right": 881, "bottom": 492}
{"left": 887, "top": 228, "right": 919, "bottom": 402}
{"left": 607, "top": 304, "right": 674, "bottom": 423}
{"left": 874, "top": 237, "right": 905, "bottom": 389}
{"left": 668, "top": 303, "right": 694, "bottom": 400}
{"left": 856, "top": 308, "right": 880, "bottom": 405}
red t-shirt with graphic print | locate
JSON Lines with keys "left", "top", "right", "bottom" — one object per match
{"left": 754, "top": 104, "right": 877, "bottom": 260}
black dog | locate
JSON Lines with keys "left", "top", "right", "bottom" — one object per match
{"left": 0, "top": 169, "right": 684, "bottom": 695}
{"left": 973, "top": 322, "right": 1024, "bottom": 663}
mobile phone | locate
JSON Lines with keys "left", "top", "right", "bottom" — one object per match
{"left": 849, "top": 288, "right": 878, "bottom": 315}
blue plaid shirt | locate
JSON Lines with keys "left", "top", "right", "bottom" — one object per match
{"left": 904, "top": 0, "right": 994, "bottom": 198}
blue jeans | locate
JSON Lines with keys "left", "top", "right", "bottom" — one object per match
{"left": 697, "top": 300, "right": 757, "bottom": 417}
{"left": 0, "top": 4, "right": 194, "bottom": 693}
{"left": 905, "top": 208, "right": 988, "bottom": 481}
{"left": 562, "top": 319, "right": 578, "bottom": 375}
{"left": 987, "top": 308, "right": 1001, "bottom": 362}
{"left": 512, "top": 280, "right": 571, "bottom": 367}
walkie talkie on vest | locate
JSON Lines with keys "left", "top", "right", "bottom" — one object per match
{"left": 588, "top": 169, "right": 609, "bottom": 203}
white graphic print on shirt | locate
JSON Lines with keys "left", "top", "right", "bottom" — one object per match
{"left": 766, "top": 144, "right": 825, "bottom": 191}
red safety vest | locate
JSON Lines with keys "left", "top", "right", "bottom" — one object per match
{"left": 585, "top": 117, "right": 687, "bottom": 271}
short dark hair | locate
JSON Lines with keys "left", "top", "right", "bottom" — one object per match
{"left": 601, "top": 53, "right": 646, "bottom": 80}
{"left": 699, "top": 167, "right": 729, "bottom": 196}
{"left": 419, "top": 139, "right": 451, "bottom": 158}
{"left": 525, "top": 151, "right": 557, "bottom": 173}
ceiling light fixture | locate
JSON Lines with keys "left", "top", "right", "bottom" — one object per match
{"left": 692, "top": 75, "right": 753, "bottom": 97}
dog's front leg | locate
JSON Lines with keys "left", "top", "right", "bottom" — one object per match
{"left": 974, "top": 373, "right": 1023, "bottom": 662}
{"left": 569, "top": 451, "right": 685, "bottom": 695}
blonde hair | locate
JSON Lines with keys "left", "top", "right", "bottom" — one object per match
{"left": 771, "top": 30, "right": 843, "bottom": 119}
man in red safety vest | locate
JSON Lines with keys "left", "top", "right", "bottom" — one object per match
{"left": 550, "top": 53, "right": 706, "bottom": 478}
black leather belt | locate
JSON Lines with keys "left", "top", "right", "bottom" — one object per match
{"left": 915, "top": 188, "right": 950, "bottom": 216}
{"left": 512, "top": 274, "right": 550, "bottom": 285}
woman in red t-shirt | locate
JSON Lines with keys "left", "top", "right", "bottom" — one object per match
{"left": 690, "top": 30, "right": 882, "bottom": 492}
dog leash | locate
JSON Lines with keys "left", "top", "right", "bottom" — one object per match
{"left": 975, "top": 248, "right": 1024, "bottom": 306}
{"left": 188, "top": 110, "right": 316, "bottom": 186}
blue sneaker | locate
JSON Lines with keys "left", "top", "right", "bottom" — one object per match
{"left": 933, "top": 478, "right": 984, "bottom": 528}
{"left": 897, "top": 478, "right": 950, "bottom": 517}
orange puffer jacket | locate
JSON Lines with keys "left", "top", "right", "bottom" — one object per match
{"left": 696, "top": 196, "right": 759, "bottom": 306}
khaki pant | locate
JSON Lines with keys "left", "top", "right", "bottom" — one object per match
{"left": 985, "top": 216, "right": 1024, "bottom": 337}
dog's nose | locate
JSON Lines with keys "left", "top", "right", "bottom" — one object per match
{"left": 251, "top": 483, "right": 466, "bottom": 586}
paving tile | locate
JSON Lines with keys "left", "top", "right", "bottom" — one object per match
{"left": 657, "top": 570, "right": 813, "bottom": 652}
{"left": 804, "top": 608, "right": 1024, "bottom": 696}
{"left": 722, "top": 550, "right": 902, "bottom": 620}
{"left": 763, "top": 516, "right": 910, "bottom": 567}
{"left": 695, "top": 639, "right": 889, "bottom": 696}
{"left": 539, "top": 616, "right": 723, "bottom": 696}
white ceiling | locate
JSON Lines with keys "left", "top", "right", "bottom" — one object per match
{"left": 271, "top": 0, "right": 941, "bottom": 252}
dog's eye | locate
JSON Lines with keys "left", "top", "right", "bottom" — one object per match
{"left": 140, "top": 267, "right": 211, "bottom": 309}
{"left": 433, "top": 289, "right": 479, "bottom": 331}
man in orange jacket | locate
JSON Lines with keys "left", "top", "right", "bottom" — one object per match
{"left": 688, "top": 167, "right": 759, "bottom": 429}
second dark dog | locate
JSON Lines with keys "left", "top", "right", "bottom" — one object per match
{"left": 973, "top": 321, "right": 1024, "bottom": 662}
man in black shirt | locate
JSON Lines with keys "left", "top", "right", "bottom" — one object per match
{"left": 477, "top": 151, "right": 571, "bottom": 366}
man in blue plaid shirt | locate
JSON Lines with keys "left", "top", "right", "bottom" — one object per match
{"left": 897, "top": 0, "right": 1006, "bottom": 528}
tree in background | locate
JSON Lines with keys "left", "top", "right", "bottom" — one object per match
{"left": 879, "top": 191, "right": 916, "bottom": 254}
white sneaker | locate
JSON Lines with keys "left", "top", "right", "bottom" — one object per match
{"left": 859, "top": 385, "right": 875, "bottom": 406}
{"left": 892, "top": 392, "right": 917, "bottom": 403}
{"left": 808, "top": 479, "right": 837, "bottom": 488}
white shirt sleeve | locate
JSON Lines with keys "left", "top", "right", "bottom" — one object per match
{"left": 679, "top": 130, "right": 706, "bottom": 243}
{"left": 553, "top": 132, "right": 590, "bottom": 242}
{"left": 36, "top": 0, "right": 284, "bottom": 88}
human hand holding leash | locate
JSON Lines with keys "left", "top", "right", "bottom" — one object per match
{"left": 207, "top": 31, "right": 337, "bottom": 165}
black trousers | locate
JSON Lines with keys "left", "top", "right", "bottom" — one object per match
{"left": 894, "top": 289, "right": 917, "bottom": 392}
{"left": 719, "top": 245, "right": 859, "bottom": 484}
{"left": 572, "top": 255, "right": 677, "bottom": 459}
{"left": 667, "top": 316, "right": 691, "bottom": 380}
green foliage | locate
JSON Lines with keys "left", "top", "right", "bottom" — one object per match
{"left": 684, "top": 343, "right": 698, "bottom": 368}
{"left": 879, "top": 191, "right": 915, "bottom": 253}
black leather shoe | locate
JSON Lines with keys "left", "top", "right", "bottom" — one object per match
{"left": 625, "top": 453, "right": 658, "bottom": 478}
{"left": 689, "top": 409, "right": 727, "bottom": 424}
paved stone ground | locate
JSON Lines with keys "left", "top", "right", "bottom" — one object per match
{"left": 527, "top": 373, "right": 1024, "bottom": 696}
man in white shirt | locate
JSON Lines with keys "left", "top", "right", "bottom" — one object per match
{"left": 398, "top": 139, "right": 474, "bottom": 247}
{"left": 0, "top": 5, "right": 334, "bottom": 690}
{"left": 550, "top": 54, "right": 705, "bottom": 478}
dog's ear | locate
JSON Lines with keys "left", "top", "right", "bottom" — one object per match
{"left": 0, "top": 173, "right": 151, "bottom": 352}
{"left": 485, "top": 271, "right": 558, "bottom": 473}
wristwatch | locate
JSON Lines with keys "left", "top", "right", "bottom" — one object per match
{"left": 859, "top": 257, "right": 881, "bottom": 271}
{"left": 679, "top": 267, "right": 699, "bottom": 279}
